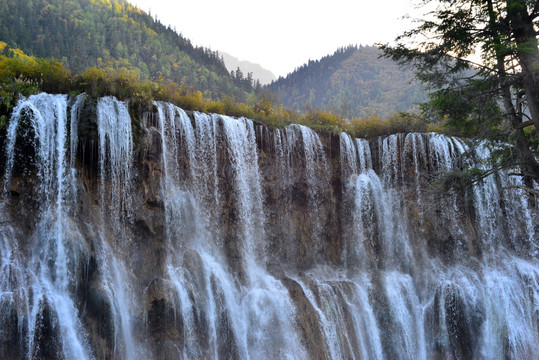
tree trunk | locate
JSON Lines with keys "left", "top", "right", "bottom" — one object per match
{"left": 506, "top": 0, "right": 539, "bottom": 130}
{"left": 490, "top": 0, "right": 539, "bottom": 183}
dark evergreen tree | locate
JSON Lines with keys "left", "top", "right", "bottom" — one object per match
{"left": 381, "top": 0, "right": 539, "bottom": 188}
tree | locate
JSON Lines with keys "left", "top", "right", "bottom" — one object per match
{"left": 0, "top": 0, "right": 254, "bottom": 101}
{"left": 381, "top": 0, "right": 539, "bottom": 189}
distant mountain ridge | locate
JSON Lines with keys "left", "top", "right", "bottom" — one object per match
{"left": 0, "top": 0, "right": 252, "bottom": 100}
{"left": 269, "top": 45, "right": 425, "bottom": 118}
{"left": 220, "top": 51, "right": 276, "bottom": 85}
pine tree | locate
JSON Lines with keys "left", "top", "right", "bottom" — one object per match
{"left": 381, "top": 0, "right": 539, "bottom": 188}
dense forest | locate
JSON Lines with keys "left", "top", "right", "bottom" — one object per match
{"left": 0, "top": 0, "right": 472, "bottom": 140}
{"left": 0, "top": 0, "right": 255, "bottom": 100}
{"left": 0, "top": 1, "right": 426, "bottom": 119}
{"left": 269, "top": 45, "right": 425, "bottom": 118}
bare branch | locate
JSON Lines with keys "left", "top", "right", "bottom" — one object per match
{"left": 513, "top": 120, "right": 534, "bottom": 129}
{"left": 503, "top": 185, "right": 539, "bottom": 196}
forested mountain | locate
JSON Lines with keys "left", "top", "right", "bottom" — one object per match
{"left": 269, "top": 45, "right": 425, "bottom": 118}
{"left": 220, "top": 51, "right": 276, "bottom": 85}
{"left": 0, "top": 0, "right": 252, "bottom": 100}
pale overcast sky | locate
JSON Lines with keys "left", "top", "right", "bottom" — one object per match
{"left": 127, "top": 0, "right": 426, "bottom": 77}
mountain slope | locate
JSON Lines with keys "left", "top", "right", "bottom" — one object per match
{"left": 220, "top": 51, "right": 276, "bottom": 85}
{"left": 0, "top": 0, "right": 250, "bottom": 99}
{"left": 269, "top": 45, "right": 425, "bottom": 118}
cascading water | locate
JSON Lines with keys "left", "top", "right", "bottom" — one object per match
{"left": 1, "top": 93, "right": 538, "bottom": 359}
{"left": 1, "top": 93, "right": 92, "bottom": 359}
{"left": 375, "top": 133, "right": 539, "bottom": 360}
{"left": 154, "top": 105, "right": 305, "bottom": 359}
{"left": 1, "top": 94, "right": 147, "bottom": 360}
{"left": 95, "top": 96, "right": 144, "bottom": 360}
{"left": 97, "top": 96, "right": 134, "bottom": 229}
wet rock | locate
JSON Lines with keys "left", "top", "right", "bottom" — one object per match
{"left": 145, "top": 277, "right": 183, "bottom": 359}
{"left": 32, "top": 297, "right": 63, "bottom": 360}
{"left": 84, "top": 282, "right": 115, "bottom": 359}
{"left": 0, "top": 298, "right": 26, "bottom": 360}
{"left": 1, "top": 97, "right": 538, "bottom": 359}
{"left": 428, "top": 283, "right": 484, "bottom": 360}
{"left": 282, "top": 278, "right": 327, "bottom": 360}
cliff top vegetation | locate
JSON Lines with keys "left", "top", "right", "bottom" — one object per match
{"left": 0, "top": 43, "right": 440, "bottom": 140}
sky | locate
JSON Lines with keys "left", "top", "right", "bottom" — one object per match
{"left": 128, "top": 0, "right": 427, "bottom": 77}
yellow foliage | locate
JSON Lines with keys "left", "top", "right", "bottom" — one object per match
{"left": 0, "top": 46, "right": 437, "bottom": 139}
{"left": 179, "top": 91, "right": 209, "bottom": 112}
{"left": 427, "top": 123, "right": 442, "bottom": 133}
{"left": 348, "top": 112, "right": 429, "bottom": 138}
{"left": 254, "top": 99, "right": 274, "bottom": 116}
{"left": 350, "top": 116, "right": 392, "bottom": 138}
{"left": 10, "top": 48, "right": 26, "bottom": 58}
{"left": 300, "top": 109, "right": 347, "bottom": 134}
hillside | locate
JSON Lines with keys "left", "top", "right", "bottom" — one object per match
{"left": 0, "top": 0, "right": 252, "bottom": 100}
{"left": 220, "top": 51, "right": 276, "bottom": 85}
{"left": 269, "top": 45, "right": 425, "bottom": 118}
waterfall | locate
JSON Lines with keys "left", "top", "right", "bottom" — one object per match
{"left": 2, "top": 93, "right": 92, "bottom": 359}
{"left": 154, "top": 105, "right": 305, "bottom": 359}
{"left": 97, "top": 96, "right": 133, "bottom": 228}
{"left": 1, "top": 94, "right": 538, "bottom": 359}
{"left": 383, "top": 271, "right": 426, "bottom": 359}
{"left": 95, "top": 96, "right": 144, "bottom": 360}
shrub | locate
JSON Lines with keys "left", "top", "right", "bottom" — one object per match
{"left": 0, "top": 45, "right": 441, "bottom": 139}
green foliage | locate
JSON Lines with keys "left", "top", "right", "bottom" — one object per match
{"left": 269, "top": 45, "right": 425, "bottom": 119}
{"left": 0, "top": 45, "right": 434, "bottom": 140}
{"left": 381, "top": 0, "right": 539, "bottom": 184}
{"left": 426, "top": 80, "right": 505, "bottom": 139}
{"left": 0, "top": 1, "right": 439, "bottom": 139}
{"left": 524, "top": 127, "right": 538, "bottom": 149}
{"left": 0, "top": 0, "right": 254, "bottom": 100}
{"left": 0, "top": 45, "right": 72, "bottom": 114}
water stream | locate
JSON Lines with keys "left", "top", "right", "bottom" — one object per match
{"left": 0, "top": 94, "right": 537, "bottom": 359}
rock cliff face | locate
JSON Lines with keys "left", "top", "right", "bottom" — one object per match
{"left": 0, "top": 93, "right": 538, "bottom": 360}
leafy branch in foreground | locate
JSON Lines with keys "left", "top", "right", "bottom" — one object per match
{"left": 381, "top": 0, "right": 539, "bottom": 191}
